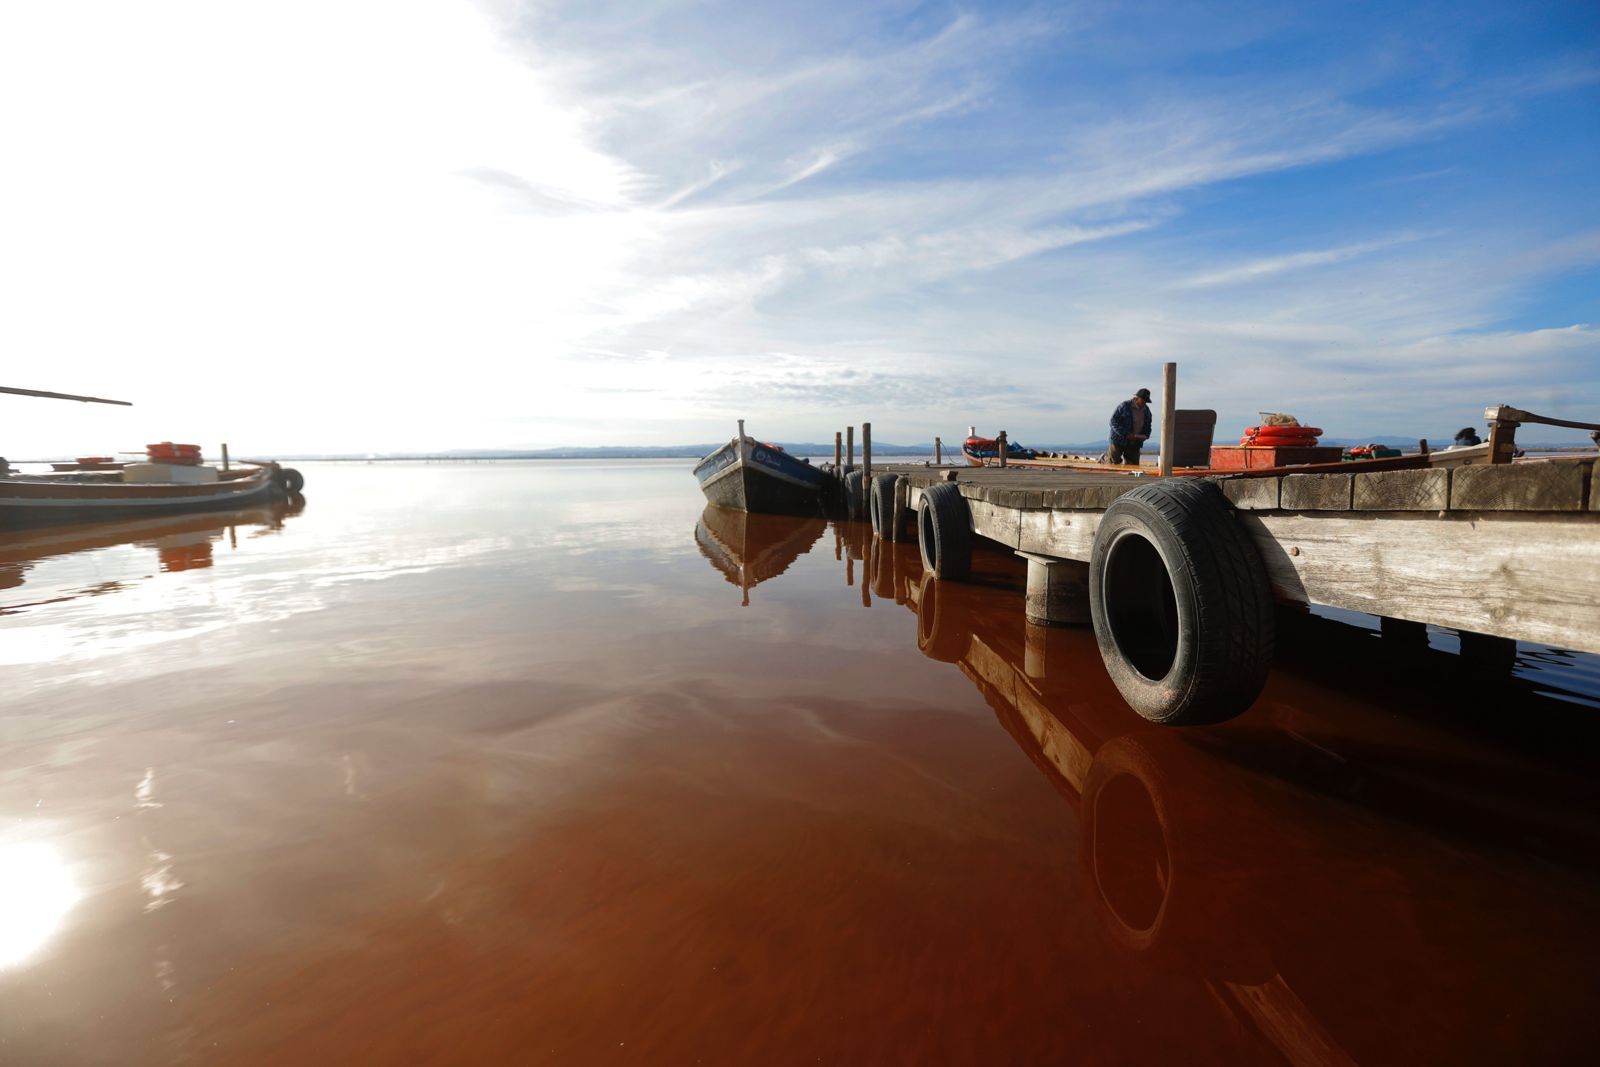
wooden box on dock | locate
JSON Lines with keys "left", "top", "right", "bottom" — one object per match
{"left": 1209, "top": 445, "right": 1344, "bottom": 470}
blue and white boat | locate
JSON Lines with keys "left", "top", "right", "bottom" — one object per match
{"left": 693, "top": 423, "right": 825, "bottom": 516}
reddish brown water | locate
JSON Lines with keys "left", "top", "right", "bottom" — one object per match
{"left": 3, "top": 461, "right": 1599, "bottom": 1064}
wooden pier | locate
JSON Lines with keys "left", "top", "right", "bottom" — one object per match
{"left": 843, "top": 455, "right": 1600, "bottom": 726}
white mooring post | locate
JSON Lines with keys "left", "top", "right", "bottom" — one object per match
{"left": 1159, "top": 362, "right": 1176, "bottom": 477}
{"left": 862, "top": 422, "right": 872, "bottom": 481}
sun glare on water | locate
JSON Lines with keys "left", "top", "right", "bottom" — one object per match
{"left": 0, "top": 842, "right": 81, "bottom": 969}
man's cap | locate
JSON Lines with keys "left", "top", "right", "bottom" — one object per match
{"left": 1135, "top": 388, "right": 1152, "bottom": 401}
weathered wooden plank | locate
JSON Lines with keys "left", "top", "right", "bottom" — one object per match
{"left": 1218, "top": 476, "right": 1280, "bottom": 511}
{"left": 1017, "top": 508, "right": 1102, "bottom": 561}
{"left": 968, "top": 498, "right": 1023, "bottom": 547}
{"left": 1449, "top": 461, "right": 1586, "bottom": 511}
{"left": 1280, "top": 473, "right": 1353, "bottom": 511}
{"left": 1043, "top": 483, "right": 1140, "bottom": 509}
{"left": 1243, "top": 510, "right": 1600, "bottom": 654}
{"left": 1352, "top": 468, "right": 1449, "bottom": 511}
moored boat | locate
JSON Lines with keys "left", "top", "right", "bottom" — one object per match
{"left": 0, "top": 459, "right": 303, "bottom": 528}
{"left": 693, "top": 422, "right": 824, "bottom": 516}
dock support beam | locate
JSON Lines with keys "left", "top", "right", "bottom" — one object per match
{"left": 846, "top": 426, "right": 855, "bottom": 471}
{"left": 1017, "top": 552, "right": 1091, "bottom": 625}
{"left": 863, "top": 422, "right": 872, "bottom": 482}
{"left": 1159, "top": 362, "right": 1176, "bottom": 477}
{"left": 834, "top": 432, "right": 842, "bottom": 469}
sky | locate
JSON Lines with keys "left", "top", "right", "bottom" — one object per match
{"left": 1, "top": 0, "right": 1597, "bottom": 455}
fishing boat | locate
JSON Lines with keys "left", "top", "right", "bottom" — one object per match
{"left": 693, "top": 421, "right": 825, "bottom": 516}
{"left": 1, "top": 384, "right": 304, "bottom": 528}
{"left": 0, "top": 459, "right": 301, "bottom": 528}
{"left": 694, "top": 505, "right": 825, "bottom": 605}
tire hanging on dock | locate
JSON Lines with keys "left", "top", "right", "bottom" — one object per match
{"left": 1087, "top": 479, "right": 1274, "bottom": 725}
{"left": 844, "top": 470, "right": 866, "bottom": 521}
{"left": 869, "top": 474, "right": 906, "bottom": 542}
{"left": 917, "top": 481, "right": 973, "bottom": 581}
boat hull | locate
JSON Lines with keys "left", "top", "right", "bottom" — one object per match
{"left": 0, "top": 467, "right": 281, "bottom": 528}
{"left": 693, "top": 439, "right": 824, "bottom": 516}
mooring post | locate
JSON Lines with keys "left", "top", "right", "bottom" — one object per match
{"left": 1159, "top": 362, "right": 1176, "bottom": 477}
{"left": 998, "top": 430, "right": 1008, "bottom": 468}
{"left": 846, "top": 426, "right": 855, "bottom": 471}
{"left": 1419, "top": 438, "right": 1430, "bottom": 458}
{"left": 737, "top": 419, "right": 745, "bottom": 446}
{"left": 862, "top": 422, "right": 873, "bottom": 481}
{"left": 934, "top": 436, "right": 942, "bottom": 465}
{"left": 834, "top": 432, "right": 842, "bottom": 469}
{"left": 221, "top": 443, "right": 230, "bottom": 472}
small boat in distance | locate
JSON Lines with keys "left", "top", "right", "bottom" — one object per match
{"left": 693, "top": 421, "right": 825, "bottom": 516}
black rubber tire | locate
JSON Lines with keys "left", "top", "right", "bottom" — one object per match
{"left": 868, "top": 474, "right": 902, "bottom": 540}
{"left": 1088, "top": 479, "right": 1273, "bottom": 725}
{"left": 844, "top": 470, "right": 866, "bottom": 521}
{"left": 276, "top": 467, "right": 305, "bottom": 494}
{"left": 915, "top": 572, "right": 967, "bottom": 662}
{"left": 917, "top": 481, "right": 972, "bottom": 580}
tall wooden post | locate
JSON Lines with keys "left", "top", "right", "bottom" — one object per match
{"left": 862, "top": 422, "right": 872, "bottom": 481}
{"left": 934, "top": 436, "right": 942, "bottom": 465}
{"left": 221, "top": 443, "right": 230, "bottom": 472}
{"left": 834, "top": 432, "right": 842, "bottom": 469}
{"left": 846, "top": 426, "right": 854, "bottom": 470}
{"left": 998, "top": 430, "right": 1008, "bottom": 468}
{"left": 1158, "top": 362, "right": 1176, "bottom": 477}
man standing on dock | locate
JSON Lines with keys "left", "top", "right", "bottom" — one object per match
{"left": 1108, "top": 388, "right": 1154, "bottom": 466}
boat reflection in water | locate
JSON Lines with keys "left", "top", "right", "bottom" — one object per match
{"left": 694, "top": 504, "right": 825, "bottom": 605}
{"left": 0, "top": 495, "right": 305, "bottom": 602}
{"left": 808, "top": 516, "right": 1600, "bottom": 1064}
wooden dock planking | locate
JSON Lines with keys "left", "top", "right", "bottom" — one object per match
{"left": 871, "top": 458, "right": 1600, "bottom": 656}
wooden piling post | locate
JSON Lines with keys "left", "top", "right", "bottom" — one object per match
{"left": 1419, "top": 438, "right": 1430, "bottom": 458}
{"left": 935, "top": 436, "right": 942, "bottom": 465}
{"left": 998, "top": 430, "right": 1008, "bottom": 468}
{"left": 221, "top": 443, "right": 230, "bottom": 472}
{"left": 1159, "top": 362, "right": 1176, "bottom": 477}
{"left": 846, "top": 426, "right": 854, "bottom": 470}
{"left": 834, "top": 432, "right": 842, "bottom": 469}
{"left": 862, "top": 422, "right": 872, "bottom": 481}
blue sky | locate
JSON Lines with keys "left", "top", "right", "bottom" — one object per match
{"left": 1, "top": 0, "right": 1596, "bottom": 452}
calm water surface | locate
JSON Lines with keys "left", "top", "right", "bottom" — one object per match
{"left": 3, "top": 460, "right": 1599, "bottom": 1064}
